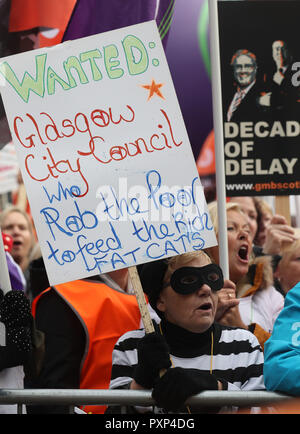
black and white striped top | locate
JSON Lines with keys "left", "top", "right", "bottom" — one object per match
{"left": 108, "top": 320, "right": 265, "bottom": 413}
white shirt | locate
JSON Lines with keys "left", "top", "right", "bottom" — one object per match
{"left": 227, "top": 80, "right": 256, "bottom": 121}
{"left": 238, "top": 285, "right": 284, "bottom": 333}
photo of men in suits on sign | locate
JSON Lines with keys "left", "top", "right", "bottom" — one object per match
{"left": 218, "top": 0, "right": 300, "bottom": 197}
{"left": 226, "top": 39, "right": 300, "bottom": 123}
{"left": 221, "top": 1, "right": 300, "bottom": 123}
{"left": 227, "top": 48, "right": 262, "bottom": 122}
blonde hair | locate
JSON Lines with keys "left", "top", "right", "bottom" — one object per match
{"left": 0, "top": 205, "right": 36, "bottom": 255}
{"left": 163, "top": 251, "right": 212, "bottom": 284}
{"left": 206, "top": 200, "right": 254, "bottom": 265}
{"left": 207, "top": 200, "right": 245, "bottom": 238}
{"left": 254, "top": 197, "right": 273, "bottom": 217}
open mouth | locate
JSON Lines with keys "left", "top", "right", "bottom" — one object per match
{"left": 197, "top": 302, "right": 212, "bottom": 311}
{"left": 13, "top": 240, "right": 22, "bottom": 248}
{"left": 238, "top": 245, "right": 249, "bottom": 262}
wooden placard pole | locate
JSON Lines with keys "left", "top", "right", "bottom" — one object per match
{"left": 275, "top": 196, "right": 291, "bottom": 226}
{"left": 128, "top": 266, "right": 155, "bottom": 334}
{"left": 16, "top": 184, "right": 28, "bottom": 212}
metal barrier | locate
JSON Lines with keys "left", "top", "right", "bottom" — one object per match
{"left": 0, "top": 389, "right": 293, "bottom": 414}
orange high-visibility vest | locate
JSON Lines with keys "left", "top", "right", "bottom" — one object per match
{"left": 32, "top": 279, "right": 141, "bottom": 414}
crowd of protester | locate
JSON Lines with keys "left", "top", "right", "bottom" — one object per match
{"left": 0, "top": 189, "right": 299, "bottom": 414}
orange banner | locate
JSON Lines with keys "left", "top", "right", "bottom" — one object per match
{"left": 9, "top": 0, "right": 76, "bottom": 32}
{"left": 196, "top": 130, "right": 216, "bottom": 176}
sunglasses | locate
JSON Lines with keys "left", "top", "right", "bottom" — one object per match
{"left": 163, "top": 263, "right": 224, "bottom": 295}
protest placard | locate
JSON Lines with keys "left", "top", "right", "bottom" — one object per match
{"left": 216, "top": 0, "right": 300, "bottom": 199}
{"left": 0, "top": 142, "right": 19, "bottom": 195}
{"left": 0, "top": 21, "right": 217, "bottom": 287}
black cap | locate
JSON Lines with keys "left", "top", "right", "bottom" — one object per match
{"left": 138, "top": 259, "right": 168, "bottom": 317}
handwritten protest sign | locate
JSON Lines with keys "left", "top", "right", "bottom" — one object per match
{"left": 217, "top": 0, "right": 300, "bottom": 198}
{"left": 0, "top": 21, "right": 216, "bottom": 286}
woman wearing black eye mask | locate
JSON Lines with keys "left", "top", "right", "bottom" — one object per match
{"left": 106, "top": 250, "right": 265, "bottom": 414}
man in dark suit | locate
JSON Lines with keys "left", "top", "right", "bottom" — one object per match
{"left": 268, "top": 40, "right": 300, "bottom": 119}
{"left": 226, "top": 49, "right": 267, "bottom": 122}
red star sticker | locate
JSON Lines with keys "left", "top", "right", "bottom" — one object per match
{"left": 141, "top": 79, "right": 165, "bottom": 100}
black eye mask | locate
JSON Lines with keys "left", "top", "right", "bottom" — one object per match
{"left": 168, "top": 263, "right": 224, "bottom": 295}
